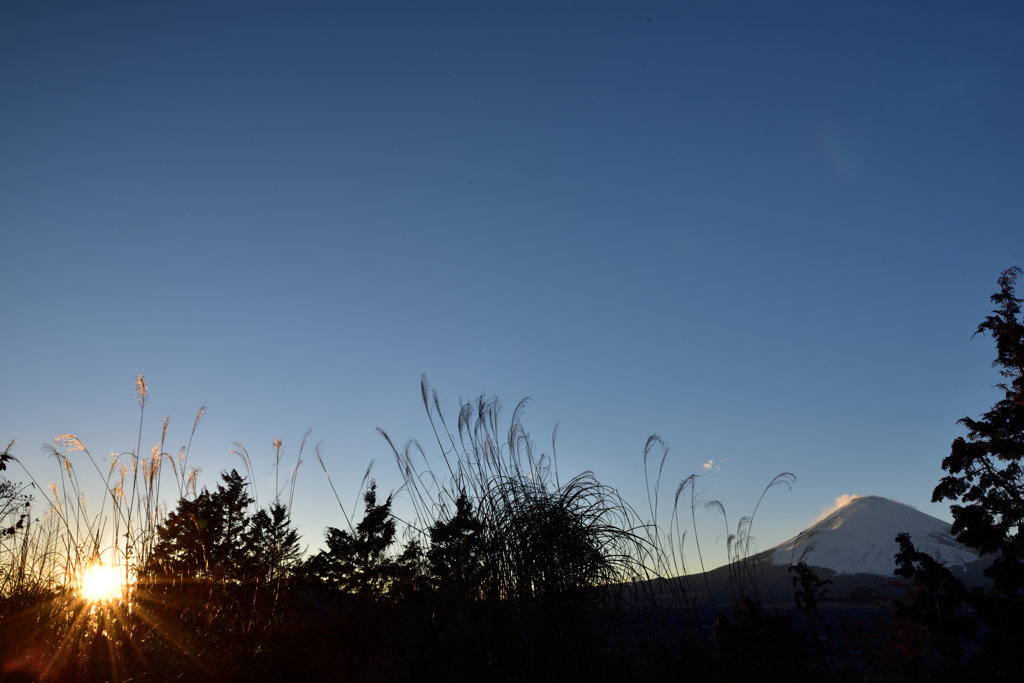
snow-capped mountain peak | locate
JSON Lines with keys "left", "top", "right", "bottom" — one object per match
{"left": 768, "top": 495, "right": 978, "bottom": 575}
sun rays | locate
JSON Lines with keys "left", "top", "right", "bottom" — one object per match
{"left": 78, "top": 563, "right": 128, "bottom": 603}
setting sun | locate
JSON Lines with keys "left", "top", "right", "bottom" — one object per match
{"left": 79, "top": 563, "right": 126, "bottom": 602}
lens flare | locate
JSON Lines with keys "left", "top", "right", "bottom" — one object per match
{"left": 79, "top": 563, "right": 126, "bottom": 602}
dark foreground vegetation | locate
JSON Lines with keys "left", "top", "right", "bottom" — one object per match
{"left": 2, "top": 267, "right": 1023, "bottom": 682}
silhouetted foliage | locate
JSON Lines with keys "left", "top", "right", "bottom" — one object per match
{"left": 426, "top": 491, "right": 487, "bottom": 600}
{"left": 146, "top": 469, "right": 253, "bottom": 582}
{"left": 713, "top": 604, "right": 802, "bottom": 680}
{"left": 932, "top": 266, "right": 1024, "bottom": 666}
{"left": 307, "top": 482, "right": 407, "bottom": 598}
{"left": 0, "top": 479, "right": 34, "bottom": 596}
{"left": 789, "top": 561, "right": 832, "bottom": 627}
{"left": 0, "top": 440, "right": 12, "bottom": 472}
{"left": 244, "top": 501, "right": 303, "bottom": 584}
{"left": 893, "top": 533, "right": 975, "bottom": 644}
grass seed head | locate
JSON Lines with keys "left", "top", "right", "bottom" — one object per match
{"left": 53, "top": 435, "right": 85, "bottom": 452}
{"left": 134, "top": 373, "right": 147, "bottom": 407}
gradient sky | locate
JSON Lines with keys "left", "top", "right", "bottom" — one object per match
{"left": 2, "top": 1, "right": 1022, "bottom": 570}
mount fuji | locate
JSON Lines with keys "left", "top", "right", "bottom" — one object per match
{"left": 766, "top": 495, "right": 979, "bottom": 576}
{"left": 645, "top": 495, "right": 988, "bottom": 621}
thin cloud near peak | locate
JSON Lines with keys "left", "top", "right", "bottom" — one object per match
{"left": 816, "top": 494, "right": 862, "bottom": 521}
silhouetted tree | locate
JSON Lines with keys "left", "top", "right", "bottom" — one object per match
{"left": 147, "top": 469, "right": 254, "bottom": 582}
{"left": 933, "top": 266, "right": 1024, "bottom": 664}
{"left": 427, "top": 492, "right": 487, "bottom": 601}
{"left": 206, "top": 470, "right": 253, "bottom": 575}
{"left": 893, "top": 533, "right": 974, "bottom": 643}
{"left": 245, "top": 501, "right": 303, "bottom": 584}
{"left": 307, "top": 482, "right": 401, "bottom": 597}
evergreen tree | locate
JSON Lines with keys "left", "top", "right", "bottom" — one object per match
{"left": 426, "top": 492, "right": 487, "bottom": 600}
{"left": 145, "top": 490, "right": 213, "bottom": 580}
{"left": 245, "top": 501, "right": 303, "bottom": 584}
{"left": 206, "top": 469, "right": 253, "bottom": 576}
{"left": 147, "top": 469, "right": 254, "bottom": 582}
{"left": 307, "top": 482, "right": 399, "bottom": 597}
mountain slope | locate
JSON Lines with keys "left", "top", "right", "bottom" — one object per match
{"left": 766, "top": 495, "right": 978, "bottom": 575}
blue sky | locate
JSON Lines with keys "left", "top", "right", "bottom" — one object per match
{"left": 2, "top": 1, "right": 1022, "bottom": 570}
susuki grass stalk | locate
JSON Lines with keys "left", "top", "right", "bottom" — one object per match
{"left": 382, "top": 376, "right": 655, "bottom": 609}
{"left": 126, "top": 372, "right": 147, "bottom": 570}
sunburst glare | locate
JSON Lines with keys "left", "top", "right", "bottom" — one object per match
{"left": 79, "top": 563, "right": 128, "bottom": 602}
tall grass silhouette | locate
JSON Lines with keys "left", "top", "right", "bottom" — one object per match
{"left": 380, "top": 378, "right": 651, "bottom": 599}
{"left": 5, "top": 373, "right": 955, "bottom": 682}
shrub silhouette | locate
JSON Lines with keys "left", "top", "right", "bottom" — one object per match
{"left": 893, "top": 533, "right": 975, "bottom": 646}
{"left": 789, "top": 560, "right": 832, "bottom": 628}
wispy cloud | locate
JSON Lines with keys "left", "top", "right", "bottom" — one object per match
{"left": 702, "top": 459, "right": 722, "bottom": 472}
{"left": 816, "top": 494, "right": 861, "bottom": 521}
